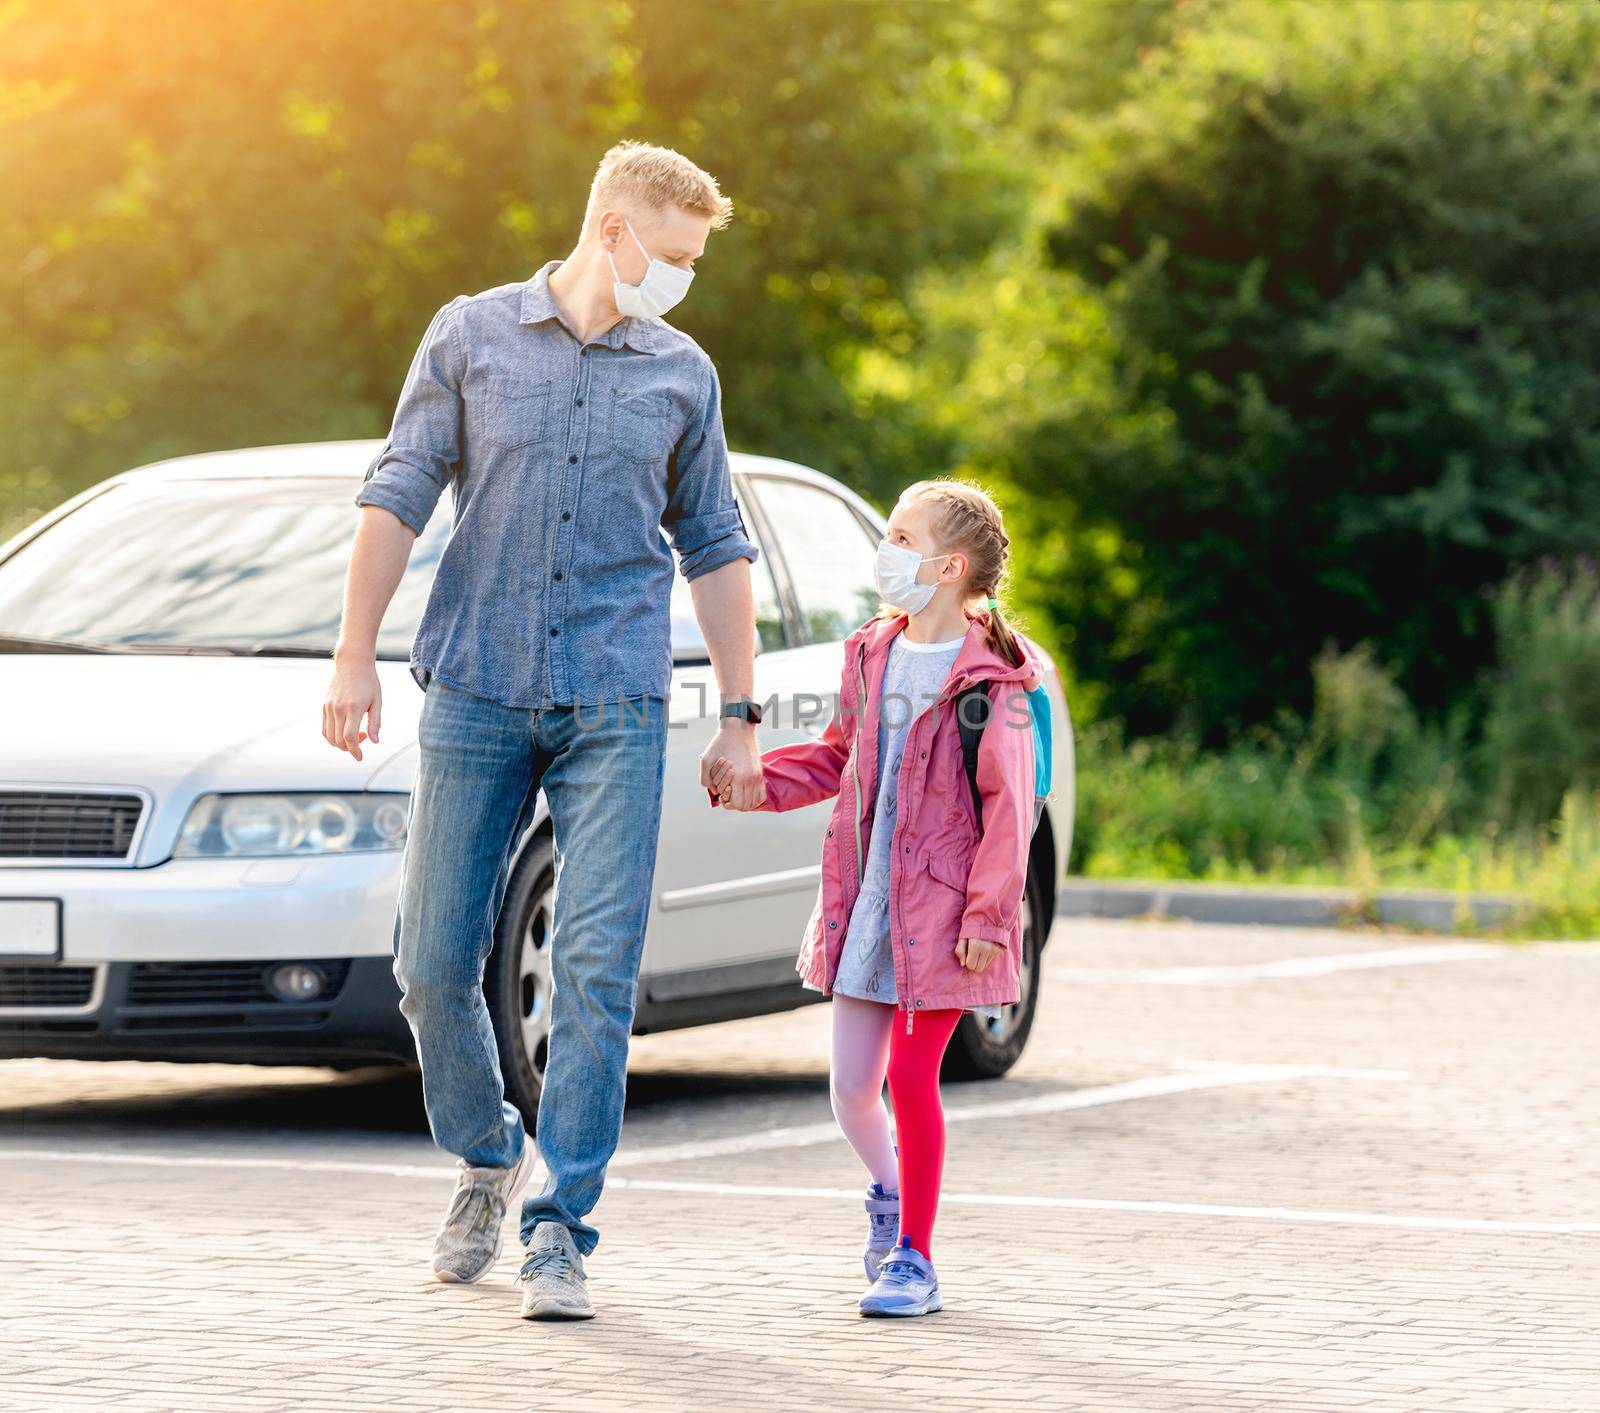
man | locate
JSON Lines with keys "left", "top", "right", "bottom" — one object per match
{"left": 322, "top": 140, "right": 767, "bottom": 1320}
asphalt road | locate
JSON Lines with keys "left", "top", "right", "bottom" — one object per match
{"left": 3, "top": 916, "right": 1597, "bottom": 1412}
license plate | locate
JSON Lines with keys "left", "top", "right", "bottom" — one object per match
{"left": 0, "top": 899, "right": 61, "bottom": 959}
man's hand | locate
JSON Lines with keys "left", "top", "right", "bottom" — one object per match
{"left": 702, "top": 723, "right": 765, "bottom": 810}
{"left": 325, "top": 505, "right": 415, "bottom": 763}
{"left": 954, "top": 936, "right": 1003, "bottom": 973}
{"left": 323, "top": 655, "right": 383, "bottom": 763}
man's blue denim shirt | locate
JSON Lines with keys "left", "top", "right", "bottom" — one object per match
{"left": 355, "top": 259, "right": 759, "bottom": 708}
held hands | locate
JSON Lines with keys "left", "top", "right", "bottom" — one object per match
{"left": 954, "top": 936, "right": 1003, "bottom": 973}
{"left": 701, "top": 723, "right": 766, "bottom": 811}
{"left": 705, "top": 751, "right": 766, "bottom": 810}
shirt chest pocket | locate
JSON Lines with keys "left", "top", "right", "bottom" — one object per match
{"left": 473, "top": 374, "right": 551, "bottom": 453}
{"left": 609, "top": 389, "right": 677, "bottom": 468}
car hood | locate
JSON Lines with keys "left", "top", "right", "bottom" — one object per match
{"left": 1, "top": 654, "right": 424, "bottom": 799}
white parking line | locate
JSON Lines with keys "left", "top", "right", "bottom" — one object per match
{"left": 604, "top": 1062, "right": 1407, "bottom": 1168}
{"left": 0, "top": 1148, "right": 449, "bottom": 1179}
{"left": 0, "top": 1062, "right": 1403, "bottom": 1184}
{"left": 21, "top": 1058, "right": 1569, "bottom": 1239}
{"left": 1, "top": 1148, "right": 1590, "bottom": 1237}
{"left": 1058, "top": 942, "right": 1509, "bottom": 985}
{"left": 605, "top": 1178, "right": 1600, "bottom": 1235}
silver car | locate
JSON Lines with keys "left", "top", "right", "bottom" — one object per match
{"left": 0, "top": 442, "right": 1074, "bottom": 1120}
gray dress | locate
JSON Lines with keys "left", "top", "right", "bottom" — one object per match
{"left": 832, "top": 633, "right": 966, "bottom": 1004}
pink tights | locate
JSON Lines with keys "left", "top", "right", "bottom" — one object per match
{"left": 829, "top": 994, "right": 963, "bottom": 1258}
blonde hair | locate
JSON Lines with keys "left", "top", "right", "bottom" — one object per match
{"left": 885, "top": 478, "right": 1025, "bottom": 668}
{"left": 583, "top": 140, "right": 733, "bottom": 240}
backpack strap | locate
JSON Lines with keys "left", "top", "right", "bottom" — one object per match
{"left": 954, "top": 681, "right": 993, "bottom": 831}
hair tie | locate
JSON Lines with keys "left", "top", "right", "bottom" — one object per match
{"left": 986, "top": 596, "right": 999, "bottom": 612}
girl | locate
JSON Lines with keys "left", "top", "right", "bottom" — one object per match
{"left": 708, "top": 478, "right": 1042, "bottom": 1317}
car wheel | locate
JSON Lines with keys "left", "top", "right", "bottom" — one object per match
{"left": 484, "top": 832, "right": 555, "bottom": 1133}
{"left": 941, "top": 856, "right": 1046, "bottom": 1081}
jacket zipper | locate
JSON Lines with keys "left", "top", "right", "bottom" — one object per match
{"left": 833, "top": 639, "right": 869, "bottom": 1000}
{"left": 867, "top": 641, "right": 991, "bottom": 1032}
{"left": 857, "top": 637, "right": 918, "bottom": 1033}
{"left": 899, "top": 695, "right": 948, "bottom": 1035}
{"left": 851, "top": 641, "right": 867, "bottom": 900}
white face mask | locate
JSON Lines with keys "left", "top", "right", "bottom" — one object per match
{"left": 874, "top": 538, "right": 951, "bottom": 615}
{"left": 607, "top": 216, "right": 694, "bottom": 320}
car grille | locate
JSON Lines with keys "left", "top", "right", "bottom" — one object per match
{"left": 125, "top": 959, "right": 353, "bottom": 1009}
{"left": 0, "top": 791, "right": 144, "bottom": 860}
{"left": 0, "top": 965, "right": 97, "bottom": 1008}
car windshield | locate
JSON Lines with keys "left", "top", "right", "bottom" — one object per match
{"left": 0, "top": 477, "right": 450, "bottom": 657}
{"left": 0, "top": 472, "right": 729, "bottom": 660}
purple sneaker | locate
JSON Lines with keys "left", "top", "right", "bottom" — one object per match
{"left": 863, "top": 1183, "right": 900, "bottom": 1281}
{"left": 859, "top": 1236, "right": 942, "bottom": 1318}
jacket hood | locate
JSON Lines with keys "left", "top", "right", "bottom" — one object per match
{"left": 846, "top": 611, "right": 1045, "bottom": 697}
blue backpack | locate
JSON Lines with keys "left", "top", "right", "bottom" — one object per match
{"left": 953, "top": 675, "right": 1054, "bottom": 835}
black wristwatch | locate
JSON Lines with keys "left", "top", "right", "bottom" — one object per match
{"left": 720, "top": 698, "right": 764, "bottom": 726}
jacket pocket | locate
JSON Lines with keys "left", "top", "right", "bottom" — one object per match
{"left": 609, "top": 388, "right": 676, "bottom": 467}
{"left": 474, "top": 374, "right": 551, "bottom": 452}
{"left": 916, "top": 848, "right": 970, "bottom": 941}
{"left": 924, "top": 848, "right": 972, "bottom": 896}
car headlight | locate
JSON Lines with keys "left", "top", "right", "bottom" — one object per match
{"left": 175, "top": 793, "right": 410, "bottom": 858}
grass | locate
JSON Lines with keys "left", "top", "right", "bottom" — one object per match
{"left": 1070, "top": 718, "right": 1600, "bottom": 940}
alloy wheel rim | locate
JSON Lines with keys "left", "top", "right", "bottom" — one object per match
{"left": 518, "top": 878, "right": 554, "bottom": 1080}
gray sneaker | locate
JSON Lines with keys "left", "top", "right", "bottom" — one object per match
{"left": 517, "top": 1221, "right": 593, "bottom": 1320}
{"left": 431, "top": 1142, "right": 535, "bottom": 1284}
{"left": 863, "top": 1182, "right": 901, "bottom": 1282}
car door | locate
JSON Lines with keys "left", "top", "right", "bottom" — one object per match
{"left": 641, "top": 485, "right": 819, "bottom": 998}
{"left": 641, "top": 471, "right": 884, "bottom": 1003}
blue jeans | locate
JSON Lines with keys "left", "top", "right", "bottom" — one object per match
{"left": 392, "top": 675, "right": 667, "bottom": 1257}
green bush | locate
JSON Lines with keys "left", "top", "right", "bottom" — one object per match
{"left": 1067, "top": 616, "right": 1600, "bottom": 933}
{"left": 1481, "top": 558, "right": 1600, "bottom": 827}
{"left": 1070, "top": 641, "right": 1474, "bottom": 880}
{"left": 947, "top": 0, "right": 1600, "bottom": 742}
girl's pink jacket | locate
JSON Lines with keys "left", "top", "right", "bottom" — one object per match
{"left": 714, "top": 611, "right": 1044, "bottom": 1020}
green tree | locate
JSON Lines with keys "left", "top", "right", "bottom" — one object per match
{"left": 941, "top": 0, "right": 1600, "bottom": 739}
{"left": 4, "top": 1, "right": 1043, "bottom": 538}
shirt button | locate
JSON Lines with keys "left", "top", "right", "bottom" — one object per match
{"left": 576, "top": 398, "right": 584, "bottom": 407}
{"left": 568, "top": 454, "right": 578, "bottom": 464}
{"left": 580, "top": 347, "right": 590, "bottom": 357}
{"left": 828, "top": 920, "right": 837, "bottom": 930}
{"left": 908, "top": 937, "right": 916, "bottom": 946}
{"left": 553, "top": 571, "right": 563, "bottom": 582}
{"left": 549, "top": 627, "right": 559, "bottom": 637}
{"left": 561, "top": 512, "right": 571, "bottom": 521}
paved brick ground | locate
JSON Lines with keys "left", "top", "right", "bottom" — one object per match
{"left": 3, "top": 918, "right": 1597, "bottom": 1411}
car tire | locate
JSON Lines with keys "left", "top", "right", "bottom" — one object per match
{"left": 941, "top": 856, "right": 1046, "bottom": 1081}
{"left": 484, "top": 832, "right": 556, "bottom": 1134}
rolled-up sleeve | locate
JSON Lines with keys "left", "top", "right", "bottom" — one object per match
{"left": 355, "top": 297, "right": 466, "bottom": 536}
{"left": 662, "top": 357, "right": 760, "bottom": 581}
